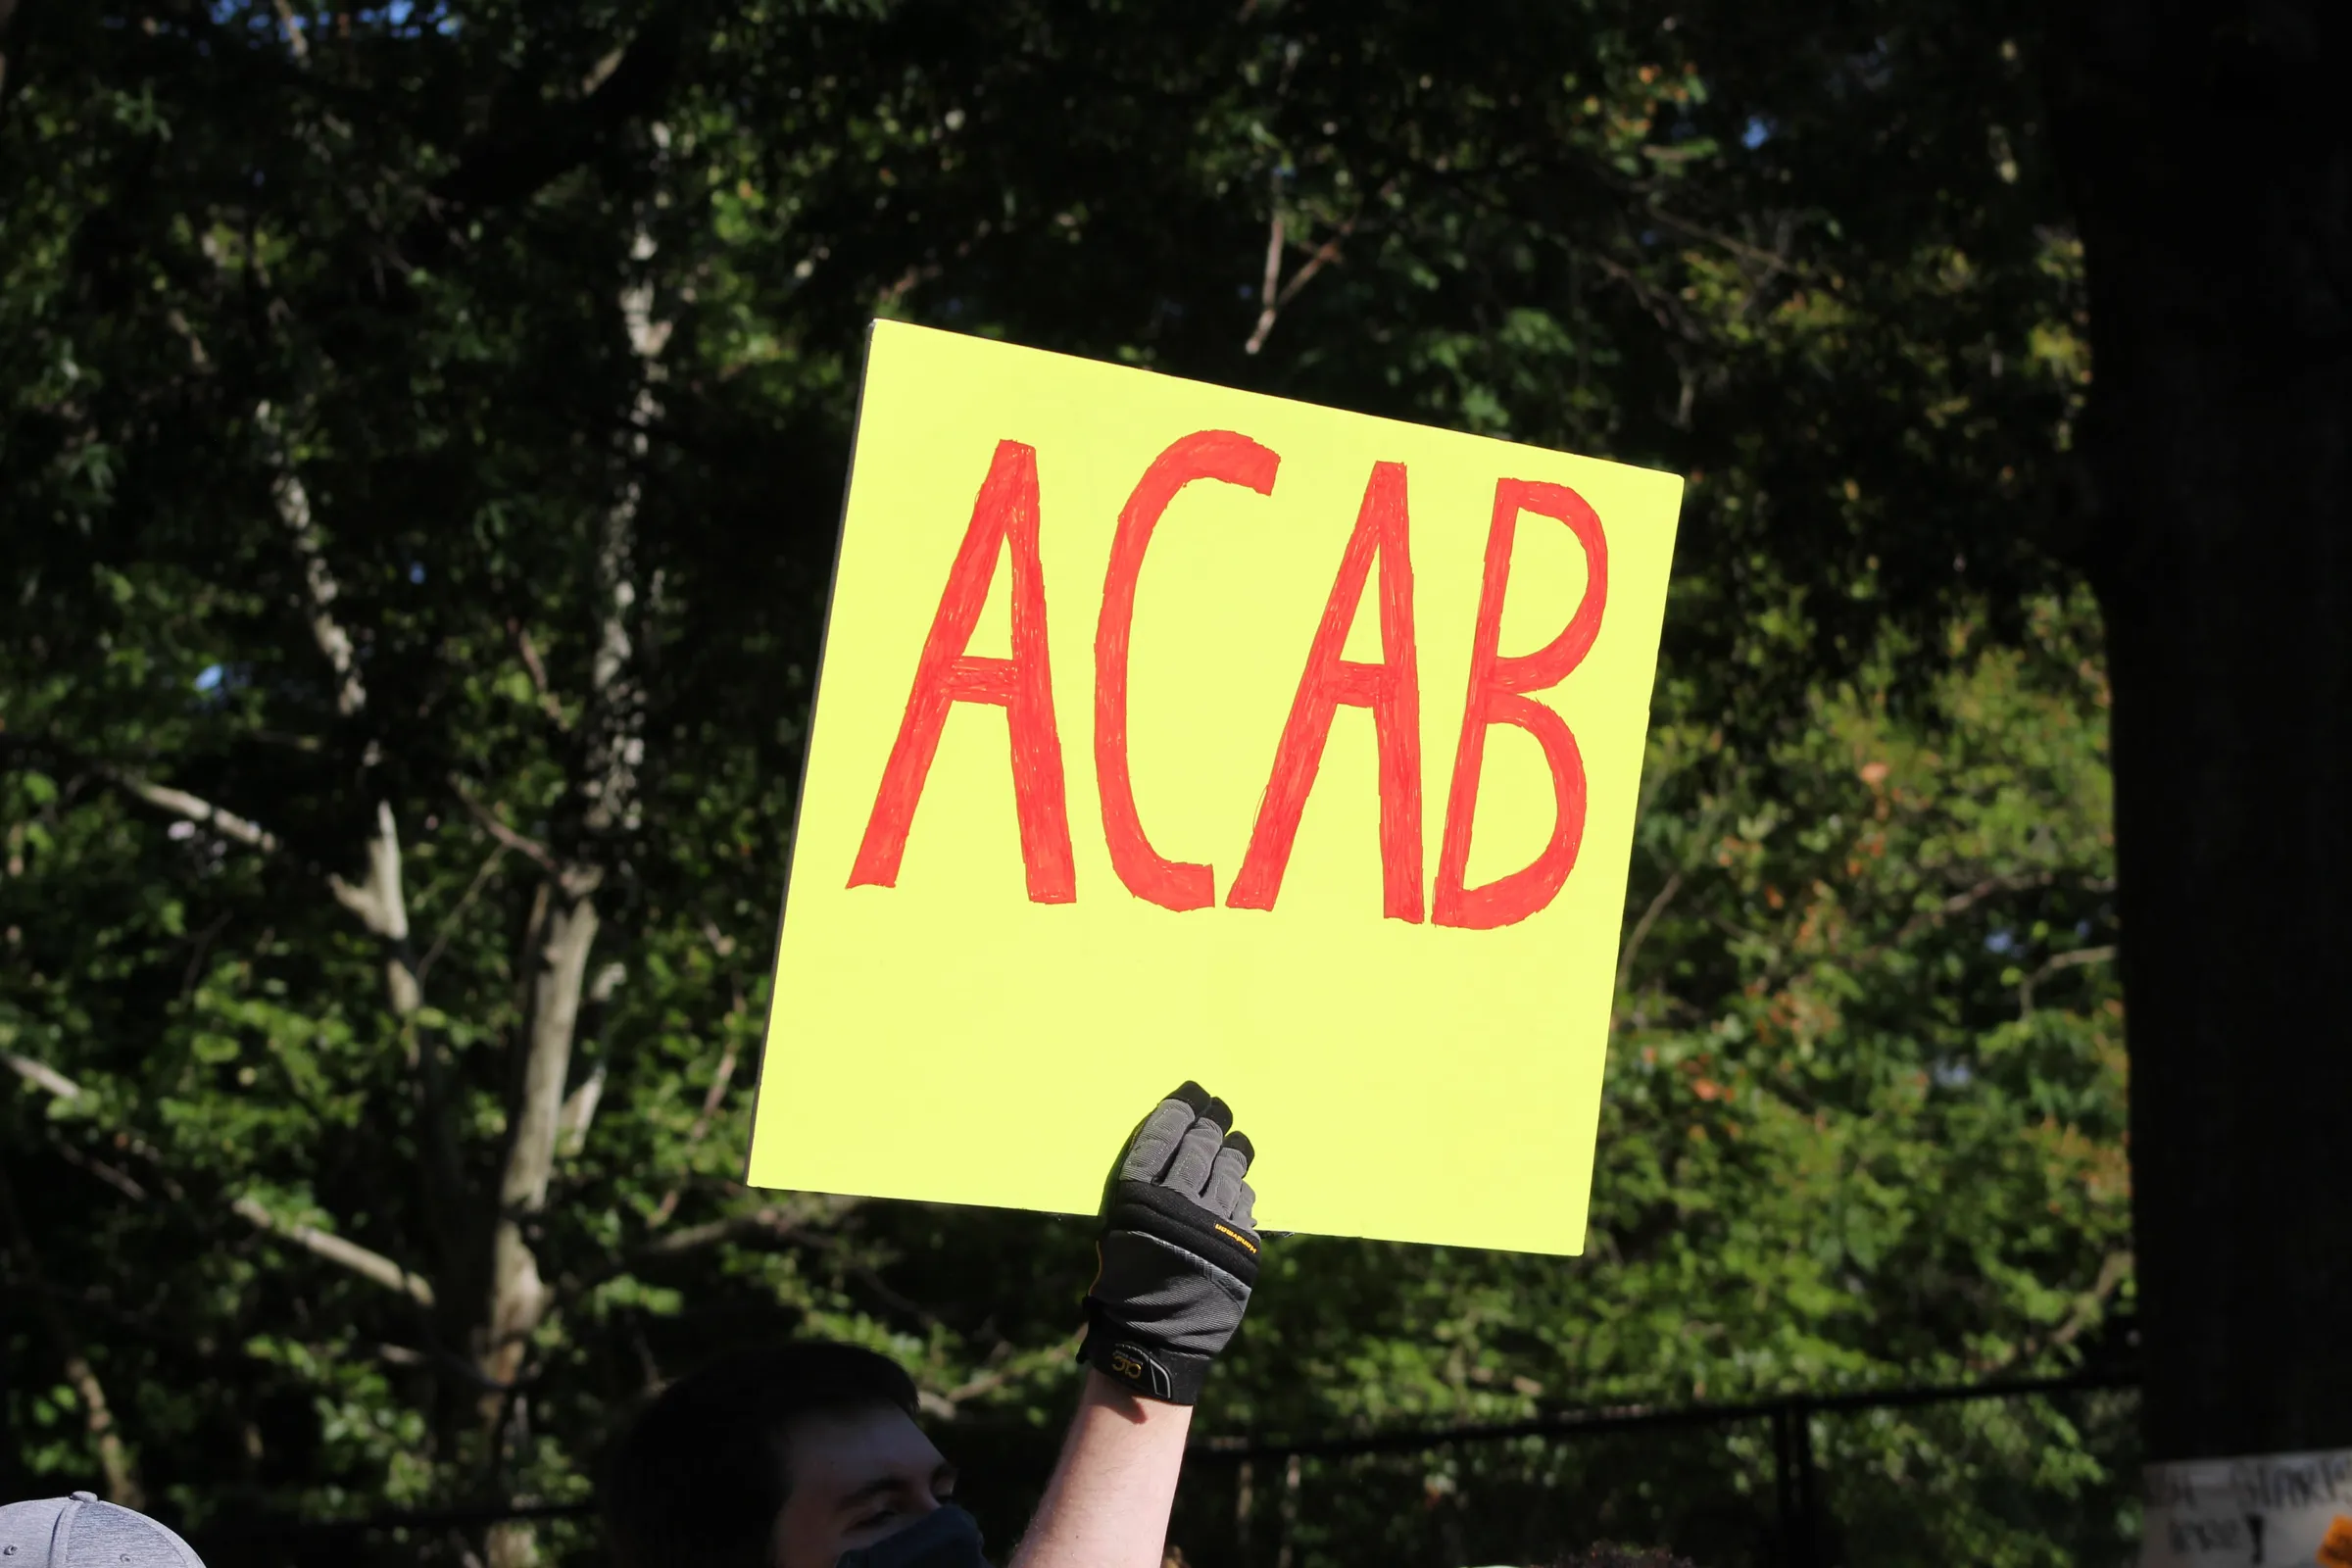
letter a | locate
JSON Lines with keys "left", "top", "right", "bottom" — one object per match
{"left": 1096, "top": 429, "right": 1281, "bottom": 911}
{"left": 849, "top": 440, "right": 1076, "bottom": 903}
{"left": 1227, "top": 461, "right": 1423, "bottom": 921}
{"left": 1431, "top": 478, "right": 1608, "bottom": 930}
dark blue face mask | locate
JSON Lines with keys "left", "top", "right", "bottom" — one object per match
{"left": 833, "top": 1503, "right": 992, "bottom": 1568}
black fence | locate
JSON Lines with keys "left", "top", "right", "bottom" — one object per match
{"left": 191, "top": 1369, "right": 2141, "bottom": 1568}
{"left": 1164, "top": 1368, "right": 2140, "bottom": 1568}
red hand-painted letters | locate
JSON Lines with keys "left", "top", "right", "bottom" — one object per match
{"left": 851, "top": 433, "right": 1609, "bottom": 928}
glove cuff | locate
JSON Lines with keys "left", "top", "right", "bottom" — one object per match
{"left": 1078, "top": 1308, "right": 1214, "bottom": 1404}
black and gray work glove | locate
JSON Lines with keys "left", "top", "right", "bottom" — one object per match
{"left": 1078, "top": 1082, "right": 1261, "bottom": 1404}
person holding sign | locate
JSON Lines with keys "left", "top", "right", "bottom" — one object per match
{"left": 604, "top": 1084, "right": 1261, "bottom": 1568}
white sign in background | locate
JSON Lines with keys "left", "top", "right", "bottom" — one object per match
{"left": 2139, "top": 1448, "right": 2352, "bottom": 1567}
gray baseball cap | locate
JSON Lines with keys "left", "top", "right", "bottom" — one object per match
{"left": 0, "top": 1493, "right": 204, "bottom": 1568}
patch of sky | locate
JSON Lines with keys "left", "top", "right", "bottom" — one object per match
{"left": 363, "top": 1, "right": 457, "bottom": 32}
{"left": 409, "top": 563, "right": 426, "bottom": 583}
{"left": 1932, "top": 1059, "right": 1975, "bottom": 1089}
{"left": 1741, "top": 116, "right": 1774, "bottom": 149}
{"left": 1984, "top": 928, "right": 2015, "bottom": 955}
{"left": 194, "top": 663, "right": 251, "bottom": 702}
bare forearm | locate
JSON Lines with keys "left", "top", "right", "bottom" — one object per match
{"left": 1007, "top": 1371, "right": 1194, "bottom": 1568}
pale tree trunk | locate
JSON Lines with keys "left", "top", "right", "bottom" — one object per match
{"left": 481, "top": 866, "right": 603, "bottom": 1399}
{"left": 480, "top": 219, "right": 668, "bottom": 1568}
{"left": 266, "top": 401, "right": 369, "bottom": 724}
{"left": 240, "top": 236, "right": 669, "bottom": 1568}
{"left": 2051, "top": 0, "right": 2352, "bottom": 1457}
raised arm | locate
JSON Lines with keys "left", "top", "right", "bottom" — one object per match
{"left": 1005, "top": 1372, "right": 1194, "bottom": 1568}
{"left": 1009, "top": 1084, "right": 1263, "bottom": 1568}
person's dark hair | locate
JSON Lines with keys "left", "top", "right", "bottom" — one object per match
{"left": 604, "top": 1341, "right": 921, "bottom": 1568}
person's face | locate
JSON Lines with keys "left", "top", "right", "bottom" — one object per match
{"left": 768, "top": 1404, "right": 957, "bottom": 1568}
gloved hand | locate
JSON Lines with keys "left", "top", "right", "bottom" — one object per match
{"left": 1078, "top": 1082, "right": 1262, "bottom": 1404}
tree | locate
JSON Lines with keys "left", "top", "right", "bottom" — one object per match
{"left": 0, "top": 6, "right": 910, "bottom": 1559}
{"left": 2, "top": 3, "right": 2137, "bottom": 1564}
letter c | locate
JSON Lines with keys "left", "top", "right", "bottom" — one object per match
{"left": 1094, "top": 430, "right": 1281, "bottom": 910}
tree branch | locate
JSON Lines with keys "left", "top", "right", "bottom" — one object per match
{"left": 578, "top": 226, "right": 665, "bottom": 842}
{"left": 7, "top": 1057, "right": 174, "bottom": 1182}
{"left": 0, "top": 1162, "right": 145, "bottom": 1506}
{"left": 321, "top": 800, "right": 425, "bottom": 1026}
{"left": 1273, "top": 220, "right": 1356, "bottom": 313}
{"left": 1243, "top": 184, "right": 1373, "bottom": 357}
{"left": 479, "top": 210, "right": 669, "bottom": 1477}
{"left": 482, "top": 875, "right": 601, "bottom": 1392}
{"left": 7, "top": 1050, "right": 84, "bottom": 1102}
{"left": 426, "top": 18, "right": 684, "bottom": 218}
{"left": 252, "top": 400, "right": 469, "bottom": 1282}
{"left": 621, "top": 1204, "right": 799, "bottom": 1268}
{"left": 1975, "top": 1249, "right": 2133, "bottom": 1374}
{"left": 651, "top": 978, "right": 745, "bottom": 1225}
{"left": 510, "top": 619, "right": 571, "bottom": 730}
{"left": 415, "top": 843, "right": 510, "bottom": 988}
{"left": 924, "top": 1335, "right": 1086, "bottom": 1420}
{"left": 269, "top": 0, "right": 309, "bottom": 62}
{"left": 553, "top": 1199, "right": 854, "bottom": 1309}
{"left": 1887, "top": 870, "right": 2058, "bottom": 951}
{"left": 102, "top": 768, "right": 283, "bottom": 854}
{"left": 183, "top": 396, "right": 456, "bottom": 1267}
{"left": 2019, "top": 943, "right": 2118, "bottom": 1013}
{"left": 556, "top": 1063, "right": 606, "bottom": 1157}
{"left": 1645, "top": 205, "right": 1805, "bottom": 280}
{"left": 9, "top": 1045, "right": 433, "bottom": 1340}
{"left": 49, "top": 1134, "right": 148, "bottom": 1202}
{"left": 232, "top": 1195, "right": 436, "bottom": 1309}
{"left": 328, "top": 800, "right": 412, "bottom": 938}
{"left": 1615, "top": 867, "right": 1687, "bottom": 1006}
{"left": 1246, "top": 174, "right": 1286, "bottom": 355}
{"left": 449, "top": 775, "right": 562, "bottom": 876}
{"left": 258, "top": 401, "right": 368, "bottom": 719}
{"left": 648, "top": 1043, "right": 741, "bottom": 1225}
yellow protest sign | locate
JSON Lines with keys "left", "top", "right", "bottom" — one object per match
{"left": 748, "top": 320, "right": 1683, "bottom": 1255}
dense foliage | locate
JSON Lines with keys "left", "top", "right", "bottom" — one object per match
{"left": 2, "top": 3, "right": 2127, "bottom": 1565}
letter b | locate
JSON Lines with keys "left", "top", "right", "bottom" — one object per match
{"left": 1432, "top": 478, "right": 1608, "bottom": 930}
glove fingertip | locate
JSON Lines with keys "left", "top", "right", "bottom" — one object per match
{"left": 1120, "top": 1101, "right": 1197, "bottom": 1181}
{"left": 1202, "top": 1096, "right": 1234, "bottom": 1134}
{"left": 1220, "top": 1130, "right": 1254, "bottom": 1170}
{"left": 1167, "top": 1081, "right": 1213, "bottom": 1114}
